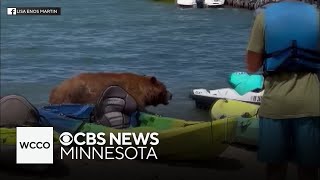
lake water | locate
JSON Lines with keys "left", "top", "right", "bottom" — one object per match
{"left": 1, "top": 0, "right": 254, "bottom": 121}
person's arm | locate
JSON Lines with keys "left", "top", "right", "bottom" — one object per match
{"left": 246, "top": 51, "right": 263, "bottom": 73}
{"left": 246, "top": 13, "right": 265, "bottom": 73}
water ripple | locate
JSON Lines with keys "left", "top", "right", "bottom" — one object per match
{"left": 1, "top": 0, "right": 254, "bottom": 120}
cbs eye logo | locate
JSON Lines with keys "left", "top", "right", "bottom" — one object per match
{"left": 59, "top": 132, "right": 73, "bottom": 146}
{"left": 59, "top": 132, "right": 106, "bottom": 146}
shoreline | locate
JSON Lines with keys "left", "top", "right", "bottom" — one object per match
{"left": 171, "top": 0, "right": 320, "bottom": 10}
{"left": 224, "top": 0, "right": 319, "bottom": 10}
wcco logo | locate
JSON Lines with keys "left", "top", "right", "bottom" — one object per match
{"left": 19, "top": 141, "right": 51, "bottom": 149}
{"left": 16, "top": 127, "right": 53, "bottom": 164}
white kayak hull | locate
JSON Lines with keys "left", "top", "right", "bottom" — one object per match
{"left": 204, "top": 0, "right": 225, "bottom": 6}
{"left": 177, "top": 0, "right": 196, "bottom": 7}
{"left": 176, "top": 0, "right": 224, "bottom": 7}
{"left": 190, "top": 88, "right": 264, "bottom": 109}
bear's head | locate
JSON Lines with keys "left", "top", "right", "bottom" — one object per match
{"left": 144, "top": 76, "right": 172, "bottom": 106}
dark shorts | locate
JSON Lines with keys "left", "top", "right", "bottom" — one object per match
{"left": 258, "top": 116, "right": 320, "bottom": 167}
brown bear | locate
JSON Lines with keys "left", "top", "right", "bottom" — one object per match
{"left": 48, "top": 72, "right": 172, "bottom": 111}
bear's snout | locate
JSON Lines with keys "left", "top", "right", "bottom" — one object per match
{"left": 168, "top": 91, "right": 173, "bottom": 100}
{"left": 165, "top": 91, "right": 172, "bottom": 105}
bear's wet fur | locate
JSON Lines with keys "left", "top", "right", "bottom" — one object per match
{"left": 49, "top": 72, "right": 172, "bottom": 111}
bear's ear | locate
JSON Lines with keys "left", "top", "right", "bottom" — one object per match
{"left": 150, "top": 76, "right": 157, "bottom": 84}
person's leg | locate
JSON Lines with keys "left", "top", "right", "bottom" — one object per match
{"left": 297, "top": 167, "right": 318, "bottom": 180}
{"left": 258, "top": 117, "right": 291, "bottom": 180}
{"left": 293, "top": 117, "right": 320, "bottom": 180}
{"left": 266, "top": 163, "right": 288, "bottom": 180}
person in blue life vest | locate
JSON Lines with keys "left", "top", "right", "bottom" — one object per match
{"left": 246, "top": 0, "right": 320, "bottom": 180}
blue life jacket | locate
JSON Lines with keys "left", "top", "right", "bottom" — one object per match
{"left": 263, "top": 1, "right": 320, "bottom": 73}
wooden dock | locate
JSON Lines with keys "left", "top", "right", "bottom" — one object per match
{"left": 224, "top": 0, "right": 319, "bottom": 10}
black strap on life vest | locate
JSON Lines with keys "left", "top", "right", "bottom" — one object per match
{"left": 264, "top": 40, "right": 320, "bottom": 63}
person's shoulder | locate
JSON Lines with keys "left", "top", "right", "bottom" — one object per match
{"left": 254, "top": 8, "right": 263, "bottom": 17}
{"left": 253, "top": 11, "right": 265, "bottom": 26}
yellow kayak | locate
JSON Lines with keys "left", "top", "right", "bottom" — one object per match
{"left": 210, "top": 99, "right": 259, "bottom": 146}
{"left": 211, "top": 99, "right": 259, "bottom": 120}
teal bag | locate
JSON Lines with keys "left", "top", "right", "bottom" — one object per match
{"left": 229, "top": 72, "right": 264, "bottom": 95}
